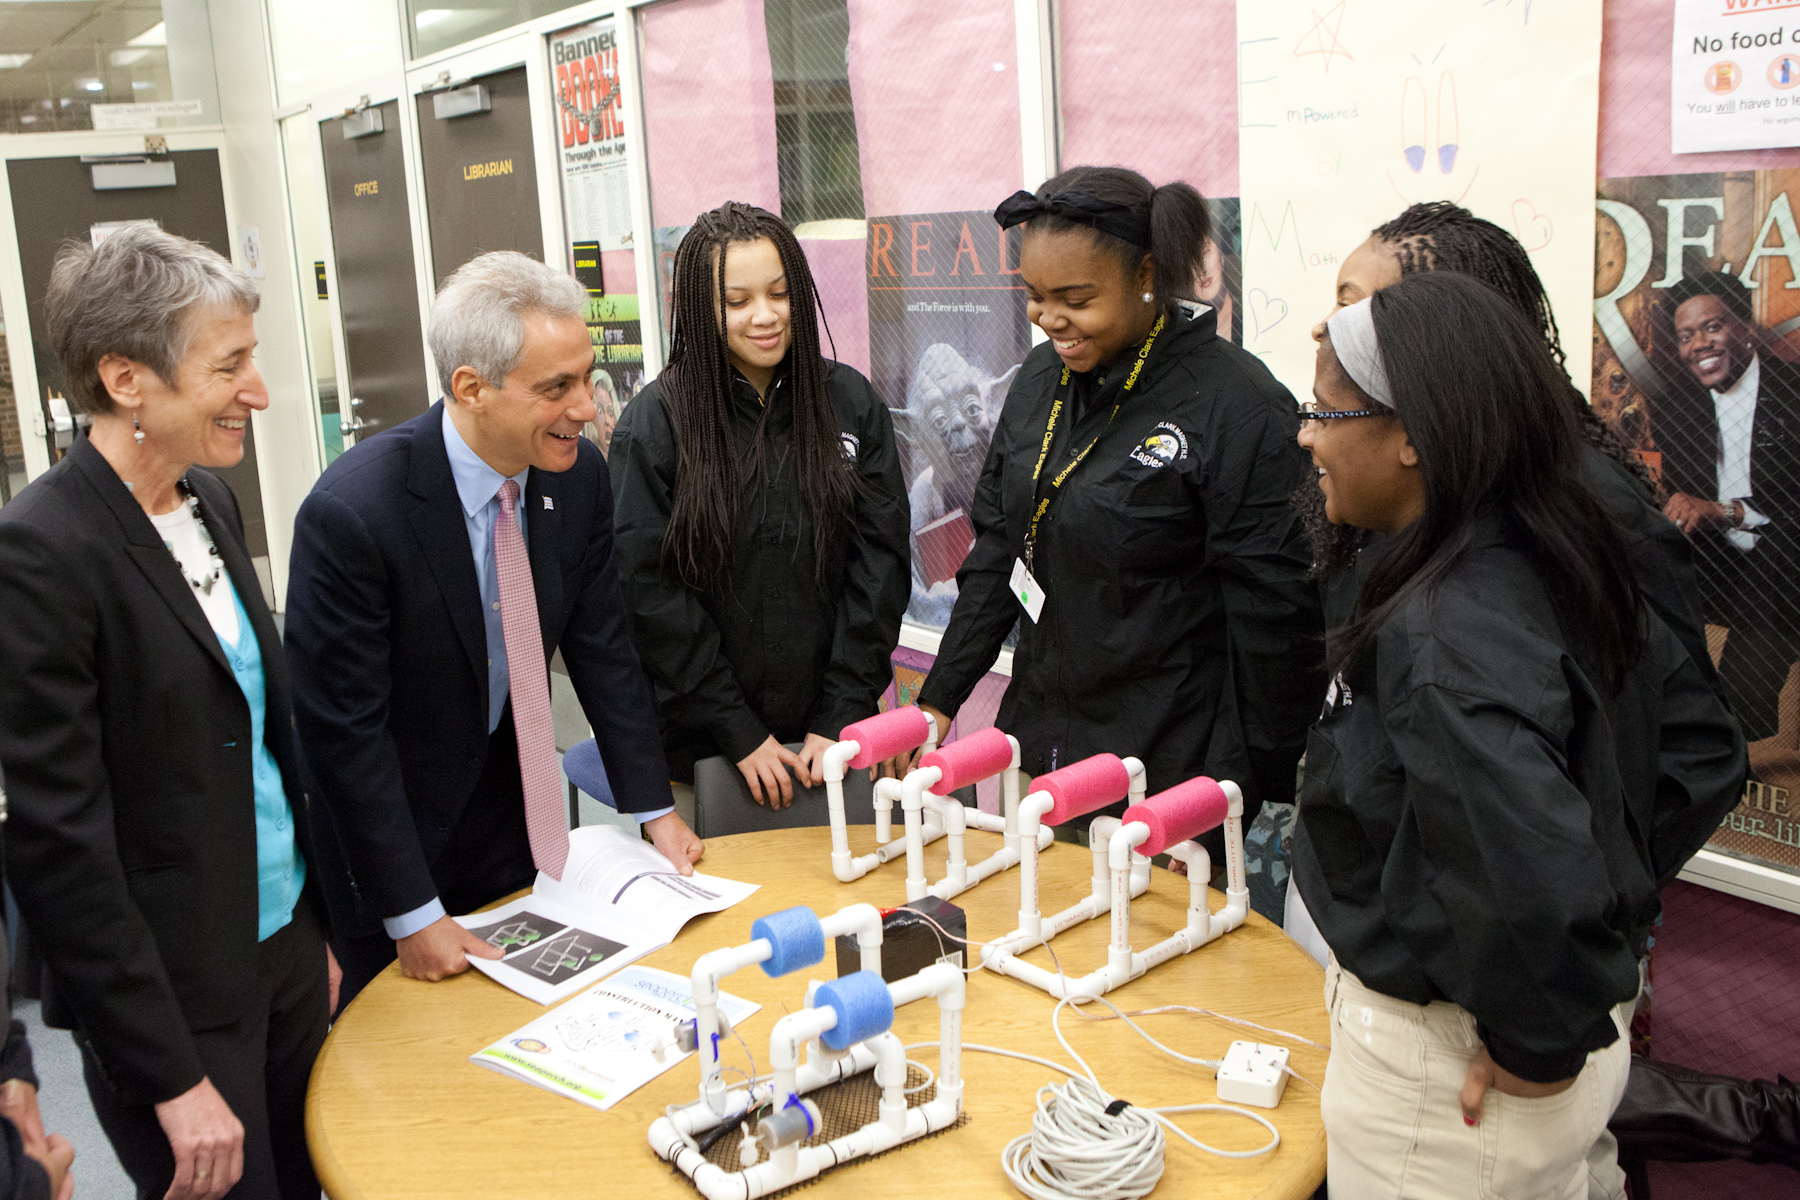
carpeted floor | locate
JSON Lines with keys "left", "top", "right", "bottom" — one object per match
{"left": 1641, "top": 879, "right": 1800, "bottom": 1199}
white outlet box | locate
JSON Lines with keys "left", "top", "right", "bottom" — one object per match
{"left": 1216, "top": 1040, "right": 1290, "bottom": 1109}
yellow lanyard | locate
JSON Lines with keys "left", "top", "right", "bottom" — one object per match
{"left": 1023, "top": 313, "right": 1164, "bottom": 573}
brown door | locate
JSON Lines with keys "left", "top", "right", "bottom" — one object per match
{"left": 319, "top": 100, "right": 431, "bottom": 442}
{"left": 415, "top": 66, "right": 543, "bottom": 288}
{"left": 4, "top": 151, "right": 269, "bottom": 558}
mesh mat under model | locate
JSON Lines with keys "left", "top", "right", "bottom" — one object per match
{"left": 671, "top": 1063, "right": 969, "bottom": 1198}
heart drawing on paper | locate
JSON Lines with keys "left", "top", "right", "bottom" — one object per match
{"left": 1249, "top": 289, "right": 1288, "bottom": 340}
{"left": 1511, "top": 199, "right": 1553, "bottom": 252}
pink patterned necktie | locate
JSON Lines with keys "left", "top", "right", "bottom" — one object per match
{"left": 494, "top": 479, "right": 570, "bottom": 879}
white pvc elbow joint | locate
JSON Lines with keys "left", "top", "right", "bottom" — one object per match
{"left": 1109, "top": 821, "right": 1150, "bottom": 870}
{"left": 902, "top": 765, "right": 945, "bottom": 812}
{"left": 822, "top": 740, "right": 857, "bottom": 785}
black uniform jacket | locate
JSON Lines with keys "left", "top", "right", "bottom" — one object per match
{"left": 918, "top": 305, "right": 1325, "bottom": 810}
{"left": 610, "top": 362, "right": 910, "bottom": 782}
{"left": 0, "top": 770, "right": 51, "bottom": 1200}
{"left": 0, "top": 437, "right": 324, "bottom": 1106}
{"left": 1321, "top": 446, "right": 1717, "bottom": 693}
{"left": 286, "top": 404, "right": 672, "bottom": 933}
{"left": 1294, "top": 520, "right": 1746, "bottom": 1083}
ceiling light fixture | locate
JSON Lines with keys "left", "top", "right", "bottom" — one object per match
{"left": 0, "top": 54, "right": 31, "bottom": 69}
{"left": 127, "top": 21, "right": 167, "bottom": 47}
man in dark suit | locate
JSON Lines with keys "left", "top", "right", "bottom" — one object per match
{"left": 286, "top": 252, "right": 702, "bottom": 1006}
{"left": 1661, "top": 271, "right": 1800, "bottom": 741}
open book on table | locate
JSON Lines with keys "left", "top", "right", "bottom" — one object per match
{"left": 453, "top": 824, "right": 760, "bottom": 1004}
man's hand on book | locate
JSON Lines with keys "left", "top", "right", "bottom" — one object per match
{"left": 645, "top": 811, "right": 703, "bottom": 875}
{"left": 396, "top": 915, "right": 503, "bottom": 982}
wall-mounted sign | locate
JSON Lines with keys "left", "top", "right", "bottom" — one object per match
{"left": 1672, "top": 0, "right": 1800, "bottom": 153}
{"left": 90, "top": 99, "right": 204, "bottom": 131}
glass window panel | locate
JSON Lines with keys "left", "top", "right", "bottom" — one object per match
{"left": 0, "top": 2, "right": 217, "bottom": 133}
{"left": 407, "top": 0, "right": 569, "bottom": 60}
{"left": 765, "top": 0, "right": 862, "bottom": 226}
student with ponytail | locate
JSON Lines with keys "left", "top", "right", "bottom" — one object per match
{"left": 1293, "top": 272, "right": 1744, "bottom": 1198}
{"left": 610, "top": 203, "right": 909, "bottom": 808}
{"left": 910, "top": 167, "right": 1324, "bottom": 843}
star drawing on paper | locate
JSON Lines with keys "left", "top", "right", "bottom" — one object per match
{"left": 1295, "top": 2, "right": 1354, "bottom": 74}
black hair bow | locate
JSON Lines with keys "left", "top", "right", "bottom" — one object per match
{"left": 993, "top": 189, "right": 1153, "bottom": 248}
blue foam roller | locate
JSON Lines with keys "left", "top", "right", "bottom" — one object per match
{"left": 752, "top": 906, "right": 825, "bottom": 977}
{"left": 812, "top": 971, "right": 895, "bottom": 1051}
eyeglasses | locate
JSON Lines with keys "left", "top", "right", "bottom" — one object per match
{"left": 1298, "top": 401, "right": 1390, "bottom": 420}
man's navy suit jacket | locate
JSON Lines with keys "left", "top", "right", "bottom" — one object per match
{"left": 285, "top": 402, "right": 672, "bottom": 936}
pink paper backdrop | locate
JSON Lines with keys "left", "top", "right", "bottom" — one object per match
{"left": 1057, "top": 0, "right": 1240, "bottom": 198}
{"left": 1600, "top": 0, "right": 1800, "bottom": 178}
{"left": 801, "top": 237, "right": 871, "bottom": 375}
{"left": 845, "top": 0, "right": 1023, "bottom": 216}
{"left": 640, "top": 0, "right": 782, "bottom": 227}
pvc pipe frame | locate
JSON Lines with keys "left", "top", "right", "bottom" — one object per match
{"left": 983, "top": 780, "right": 1251, "bottom": 1000}
{"left": 822, "top": 724, "right": 946, "bottom": 883}
{"left": 688, "top": 904, "right": 884, "bottom": 1114}
{"left": 650, "top": 963, "right": 967, "bottom": 1200}
{"left": 981, "top": 757, "right": 1148, "bottom": 959}
{"left": 897, "top": 736, "right": 1052, "bottom": 903}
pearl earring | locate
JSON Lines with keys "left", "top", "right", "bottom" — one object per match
{"left": 1142, "top": 292, "right": 1155, "bottom": 304}
{"left": 133, "top": 413, "right": 144, "bottom": 445}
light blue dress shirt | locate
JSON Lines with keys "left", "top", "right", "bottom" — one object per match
{"left": 214, "top": 580, "right": 306, "bottom": 941}
{"left": 383, "top": 408, "right": 670, "bottom": 941}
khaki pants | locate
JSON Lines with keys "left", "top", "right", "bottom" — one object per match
{"left": 1321, "top": 956, "right": 1632, "bottom": 1200}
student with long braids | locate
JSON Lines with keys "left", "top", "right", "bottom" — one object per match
{"left": 1294, "top": 273, "right": 1744, "bottom": 1199}
{"left": 910, "top": 166, "right": 1324, "bottom": 844}
{"left": 1295, "top": 201, "right": 1712, "bottom": 685}
{"left": 609, "top": 203, "right": 909, "bottom": 809}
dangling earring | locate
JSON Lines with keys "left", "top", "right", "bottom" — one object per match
{"left": 133, "top": 413, "right": 144, "bottom": 445}
{"left": 1142, "top": 292, "right": 1155, "bottom": 304}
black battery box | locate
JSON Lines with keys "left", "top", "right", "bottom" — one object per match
{"left": 834, "top": 896, "right": 967, "bottom": 982}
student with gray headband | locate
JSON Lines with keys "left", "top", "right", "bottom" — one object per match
{"left": 1292, "top": 274, "right": 1743, "bottom": 1199}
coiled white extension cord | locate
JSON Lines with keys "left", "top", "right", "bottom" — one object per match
{"left": 908, "top": 992, "right": 1284, "bottom": 1200}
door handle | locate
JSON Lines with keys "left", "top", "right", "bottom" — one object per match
{"left": 340, "top": 397, "right": 365, "bottom": 438}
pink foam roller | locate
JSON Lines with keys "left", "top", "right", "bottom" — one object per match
{"left": 1122, "top": 777, "right": 1230, "bottom": 857}
{"left": 918, "top": 727, "right": 1014, "bottom": 793}
{"left": 1034, "top": 755, "right": 1131, "bottom": 826}
{"left": 841, "top": 707, "right": 933, "bottom": 770}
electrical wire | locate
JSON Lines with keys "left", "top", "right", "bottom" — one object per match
{"left": 907, "top": 995, "right": 1281, "bottom": 1200}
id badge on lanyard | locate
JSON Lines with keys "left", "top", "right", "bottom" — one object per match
{"left": 1014, "top": 313, "right": 1165, "bottom": 622}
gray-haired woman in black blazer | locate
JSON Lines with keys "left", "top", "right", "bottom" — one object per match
{"left": 0, "top": 224, "right": 333, "bottom": 1200}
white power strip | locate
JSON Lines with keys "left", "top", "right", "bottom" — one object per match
{"left": 1215, "top": 1041, "right": 1290, "bottom": 1109}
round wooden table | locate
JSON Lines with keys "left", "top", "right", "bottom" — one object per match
{"left": 308, "top": 826, "right": 1329, "bottom": 1199}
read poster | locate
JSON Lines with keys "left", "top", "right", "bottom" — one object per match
{"left": 1596, "top": 171, "right": 1800, "bottom": 875}
{"left": 867, "top": 210, "right": 1030, "bottom": 630}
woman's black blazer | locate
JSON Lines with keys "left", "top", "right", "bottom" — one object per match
{"left": 0, "top": 435, "right": 322, "bottom": 1107}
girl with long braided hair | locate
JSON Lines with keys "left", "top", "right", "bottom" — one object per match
{"left": 610, "top": 203, "right": 909, "bottom": 812}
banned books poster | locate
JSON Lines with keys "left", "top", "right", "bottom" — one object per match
{"left": 550, "top": 17, "right": 644, "bottom": 445}
{"left": 868, "top": 211, "right": 1030, "bottom": 629}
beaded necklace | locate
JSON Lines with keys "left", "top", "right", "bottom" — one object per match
{"left": 160, "top": 478, "right": 224, "bottom": 596}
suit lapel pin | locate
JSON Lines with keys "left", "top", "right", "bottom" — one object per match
{"left": 542, "top": 496, "right": 554, "bottom": 511}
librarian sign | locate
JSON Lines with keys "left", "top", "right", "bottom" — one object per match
{"left": 1673, "top": 0, "right": 1800, "bottom": 153}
